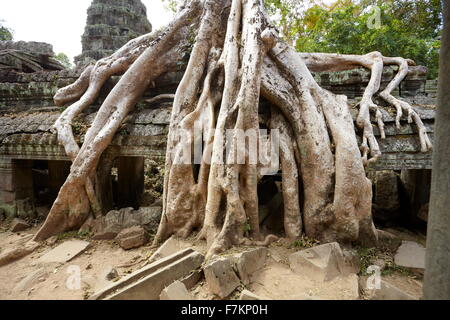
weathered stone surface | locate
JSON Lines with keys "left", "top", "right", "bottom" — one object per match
{"left": 75, "top": 0, "right": 152, "bottom": 65}
{"left": 342, "top": 249, "right": 361, "bottom": 274}
{"left": 395, "top": 241, "right": 426, "bottom": 270}
{"left": 92, "top": 206, "right": 161, "bottom": 240}
{"left": 16, "top": 198, "right": 35, "bottom": 219}
{"left": 240, "top": 290, "right": 265, "bottom": 301}
{"left": 12, "top": 267, "right": 47, "bottom": 293}
{"left": 289, "top": 242, "right": 346, "bottom": 282}
{"left": 149, "top": 236, "right": 186, "bottom": 263}
{"left": 180, "top": 270, "right": 203, "bottom": 290}
{"left": 370, "top": 170, "right": 401, "bottom": 222}
{"left": 360, "top": 277, "right": 417, "bottom": 300}
{"left": 234, "top": 248, "right": 268, "bottom": 285}
{"left": 204, "top": 258, "right": 241, "bottom": 299}
{"left": 0, "top": 41, "right": 64, "bottom": 73}
{"left": 10, "top": 218, "right": 30, "bottom": 232}
{"left": 160, "top": 281, "right": 194, "bottom": 300}
{"left": 116, "top": 226, "right": 148, "bottom": 250}
{"left": 91, "top": 249, "right": 204, "bottom": 300}
{"left": 103, "top": 267, "right": 119, "bottom": 281}
{"left": 37, "top": 240, "right": 91, "bottom": 264}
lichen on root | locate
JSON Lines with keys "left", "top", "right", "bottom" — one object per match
{"left": 25, "top": 0, "right": 431, "bottom": 261}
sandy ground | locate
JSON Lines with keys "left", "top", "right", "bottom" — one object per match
{"left": 0, "top": 225, "right": 423, "bottom": 300}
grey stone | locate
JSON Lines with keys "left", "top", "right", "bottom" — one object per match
{"left": 160, "top": 281, "right": 194, "bottom": 300}
{"left": 204, "top": 257, "right": 241, "bottom": 299}
{"left": 149, "top": 236, "right": 186, "bottom": 263}
{"left": 240, "top": 290, "right": 265, "bottom": 301}
{"left": 395, "top": 241, "right": 426, "bottom": 270}
{"left": 116, "top": 226, "right": 148, "bottom": 250}
{"left": 37, "top": 240, "right": 91, "bottom": 264}
{"left": 360, "top": 277, "right": 417, "bottom": 300}
{"left": 234, "top": 248, "right": 268, "bottom": 285}
{"left": 104, "top": 267, "right": 119, "bottom": 281}
{"left": 90, "top": 249, "right": 204, "bottom": 300}
{"left": 13, "top": 268, "right": 47, "bottom": 293}
{"left": 10, "top": 218, "right": 30, "bottom": 232}
{"left": 289, "top": 242, "right": 346, "bottom": 282}
{"left": 16, "top": 198, "right": 36, "bottom": 219}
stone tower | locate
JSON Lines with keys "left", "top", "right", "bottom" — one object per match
{"left": 75, "top": 0, "right": 152, "bottom": 66}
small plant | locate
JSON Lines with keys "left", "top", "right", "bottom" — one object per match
{"left": 291, "top": 236, "right": 320, "bottom": 249}
{"left": 57, "top": 230, "right": 92, "bottom": 241}
{"left": 243, "top": 223, "right": 252, "bottom": 236}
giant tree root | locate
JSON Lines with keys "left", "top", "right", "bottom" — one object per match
{"left": 28, "top": 0, "right": 431, "bottom": 260}
{"left": 0, "top": 241, "right": 40, "bottom": 267}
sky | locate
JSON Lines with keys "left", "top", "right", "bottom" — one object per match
{"left": 0, "top": 0, "right": 174, "bottom": 62}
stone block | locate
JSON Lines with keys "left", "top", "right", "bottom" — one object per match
{"left": 149, "top": 236, "right": 186, "bottom": 263}
{"left": 234, "top": 248, "right": 268, "bottom": 285}
{"left": 37, "top": 240, "right": 91, "bottom": 264}
{"left": 395, "top": 241, "right": 426, "bottom": 270}
{"left": 204, "top": 257, "right": 241, "bottom": 299}
{"left": 160, "top": 281, "right": 194, "bottom": 300}
{"left": 289, "top": 242, "right": 346, "bottom": 282}
{"left": 116, "top": 226, "right": 148, "bottom": 250}
{"left": 92, "top": 249, "right": 204, "bottom": 300}
{"left": 10, "top": 218, "right": 30, "bottom": 232}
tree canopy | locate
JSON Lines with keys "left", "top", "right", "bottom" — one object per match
{"left": 265, "top": 0, "right": 442, "bottom": 79}
{"left": 0, "top": 20, "right": 13, "bottom": 41}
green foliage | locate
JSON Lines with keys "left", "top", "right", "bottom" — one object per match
{"left": 55, "top": 53, "right": 73, "bottom": 69}
{"left": 161, "top": 0, "right": 180, "bottom": 13}
{"left": 57, "top": 230, "right": 92, "bottom": 241}
{"left": 290, "top": 236, "right": 320, "bottom": 249}
{"left": 265, "top": 0, "right": 442, "bottom": 79}
{"left": 0, "top": 20, "right": 13, "bottom": 41}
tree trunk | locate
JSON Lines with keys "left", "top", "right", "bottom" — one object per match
{"left": 10, "top": 0, "right": 430, "bottom": 262}
{"left": 423, "top": 0, "right": 450, "bottom": 300}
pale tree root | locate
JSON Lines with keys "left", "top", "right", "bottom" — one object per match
{"left": 300, "top": 52, "right": 433, "bottom": 164}
{"left": 32, "top": 0, "right": 203, "bottom": 242}
{"left": 263, "top": 42, "right": 378, "bottom": 245}
{"left": 0, "top": 240, "right": 40, "bottom": 267}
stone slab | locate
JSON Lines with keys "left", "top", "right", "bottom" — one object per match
{"left": 395, "top": 241, "right": 426, "bottom": 269}
{"left": 37, "top": 240, "right": 91, "bottom": 264}
{"left": 90, "top": 248, "right": 203, "bottom": 300}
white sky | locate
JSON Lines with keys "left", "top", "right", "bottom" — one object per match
{"left": 0, "top": 0, "right": 174, "bottom": 62}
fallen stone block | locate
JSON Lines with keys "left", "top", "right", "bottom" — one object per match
{"left": 234, "top": 248, "right": 268, "bottom": 284}
{"left": 37, "top": 240, "right": 91, "bottom": 264}
{"left": 395, "top": 241, "right": 426, "bottom": 270}
{"left": 148, "top": 236, "right": 186, "bottom": 263}
{"left": 90, "top": 248, "right": 204, "bottom": 300}
{"left": 289, "top": 242, "right": 346, "bottom": 282}
{"left": 240, "top": 290, "right": 265, "bottom": 300}
{"left": 181, "top": 270, "right": 204, "bottom": 290}
{"left": 116, "top": 226, "right": 148, "bottom": 250}
{"left": 160, "top": 281, "right": 194, "bottom": 300}
{"left": 204, "top": 257, "right": 241, "bottom": 299}
{"left": 10, "top": 218, "right": 30, "bottom": 232}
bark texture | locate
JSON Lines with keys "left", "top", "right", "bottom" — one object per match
{"left": 424, "top": 0, "right": 450, "bottom": 300}
{"left": 23, "top": 0, "right": 432, "bottom": 260}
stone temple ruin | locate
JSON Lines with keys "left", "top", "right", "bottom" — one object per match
{"left": 0, "top": 0, "right": 438, "bottom": 238}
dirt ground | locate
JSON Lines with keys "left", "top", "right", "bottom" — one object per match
{"left": 0, "top": 224, "right": 423, "bottom": 300}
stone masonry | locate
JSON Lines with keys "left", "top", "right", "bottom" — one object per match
{"left": 75, "top": 0, "right": 152, "bottom": 65}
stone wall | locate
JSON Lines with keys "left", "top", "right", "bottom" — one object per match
{"left": 0, "top": 64, "right": 436, "bottom": 218}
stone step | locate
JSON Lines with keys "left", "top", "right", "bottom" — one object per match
{"left": 90, "top": 248, "right": 204, "bottom": 300}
